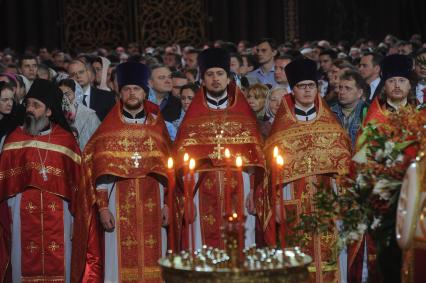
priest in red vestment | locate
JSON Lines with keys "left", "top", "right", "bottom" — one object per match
{"left": 265, "top": 59, "right": 352, "bottom": 283}
{"left": 349, "top": 54, "right": 419, "bottom": 283}
{"left": 0, "top": 79, "right": 102, "bottom": 283}
{"left": 173, "top": 48, "right": 267, "bottom": 250}
{"left": 83, "top": 62, "right": 173, "bottom": 283}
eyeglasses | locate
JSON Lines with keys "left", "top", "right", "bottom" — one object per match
{"left": 295, "top": 82, "right": 316, "bottom": 90}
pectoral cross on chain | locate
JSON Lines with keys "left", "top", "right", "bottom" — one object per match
{"left": 213, "top": 130, "right": 225, "bottom": 160}
{"left": 132, "top": 152, "right": 142, "bottom": 168}
{"left": 39, "top": 167, "right": 48, "bottom": 181}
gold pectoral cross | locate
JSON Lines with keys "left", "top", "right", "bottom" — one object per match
{"left": 213, "top": 129, "right": 225, "bottom": 160}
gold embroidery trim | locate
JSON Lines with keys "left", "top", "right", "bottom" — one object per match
{"left": 0, "top": 162, "right": 64, "bottom": 180}
{"left": 3, "top": 140, "right": 81, "bottom": 164}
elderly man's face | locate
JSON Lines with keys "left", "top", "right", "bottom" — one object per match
{"left": 24, "top": 97, "right": 51, "bottom": 135}
{"left": 149, "top": 67, "right": 173, "bottom": 93}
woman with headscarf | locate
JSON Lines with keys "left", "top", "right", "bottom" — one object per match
{"left": 92, "top": 56, "right": 112, "bottom": 91}
{"left": 58, "top": 78, "right": 101, "bottom": 149}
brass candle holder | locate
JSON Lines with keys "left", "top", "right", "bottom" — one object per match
{"left": 159, "top": 212, "right": 312, "bottom": 283}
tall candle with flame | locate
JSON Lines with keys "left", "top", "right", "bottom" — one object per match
{"left": 235, "top": 156, "right": 244, "bottom": 258}
{"left": 189, "top": 158, "right": 196, "bottom": 252}
{"left": 224, "top": 148, "right": 232, "bottom": 216}
{"left": 276, "top": 154, "right": 286, "bottom": 249}
{"left": 167, "top": 157, "right": 175, "bottom": 252}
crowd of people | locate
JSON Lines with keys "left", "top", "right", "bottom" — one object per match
{"left": 0, "top": 33, "right": 425, "bottom": 283}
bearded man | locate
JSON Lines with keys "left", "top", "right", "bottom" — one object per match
{"left": 0, "top": 79, "right": 102, "bottom": 282}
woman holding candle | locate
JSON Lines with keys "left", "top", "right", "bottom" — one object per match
{"left": 264, "top": 59, "right": 352, "bottom": 283}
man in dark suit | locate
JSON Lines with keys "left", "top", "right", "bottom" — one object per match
{"left": 148, "top": 64, "right": 182, "bottom": 123}
{"left": 68, "top": 59, "right": 116, "bottom": 121}
{"left": 359, "top": 52, "right": 384, "bottom": 104}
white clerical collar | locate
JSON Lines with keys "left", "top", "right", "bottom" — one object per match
{"left": 295, "top": 103, "right": 316, "bottom": 121}
{"left": 386, "top": 98, "right": 407, "bottom": 111}
{"left": 38, "top": 127, "right": 52, "bottom": 136}
{"left": 122, "top": 109, "right": 146, "bottom": 124}
{"left": 206, "top": 91, "right": 228, "bottom": 109}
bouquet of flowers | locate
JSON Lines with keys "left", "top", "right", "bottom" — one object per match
{"left": 296, "top": 107, "right": 426, "bottom": 251}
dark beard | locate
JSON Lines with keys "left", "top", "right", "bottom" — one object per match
{"left": 123, "top": 97, "right": 143, "bottom": 110}
{"left": 23, "top": 113, "right": 50, "bottom": 136}
{"left": 207, "top": 88, "right": 227, "bottom": 98}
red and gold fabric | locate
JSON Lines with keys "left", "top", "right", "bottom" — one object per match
{"left": 264, "top": 94, "right": 352, "bottom": 282}
{"left": 83, "top": 101, "right": 173, "bottom": 283}
{"left": 173, "top": 83, "right": 267, "bottom": 248}
{"left": 0, "top": 125, "right": 100, "bottom": 282}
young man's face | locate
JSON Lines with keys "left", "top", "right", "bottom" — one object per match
{"left": 292, "top": 80, "right": 317, "bottom": 107}
{"left": 384, "top": 77, "right": 411, "bottom": 103}
{"left": 256, "top": 42, "right": 277, "bottom": 65}
{"left": 20, "top": 59, "right": 38, "bottom": 80}
{"left": 203, "top": 67, "right": 229, "bottom": 97}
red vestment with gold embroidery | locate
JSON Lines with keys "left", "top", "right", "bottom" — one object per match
{"left": 173, "top": 83, "right": 267, "bottom": 249}
{"left": 265, "top": 94, "right": 352, "bottom": 283}
{"left": 83, "top": 101, "right": 173, "bottom": 283}
{"left": 0, "top": 125, "right": 101, "bottom": 283}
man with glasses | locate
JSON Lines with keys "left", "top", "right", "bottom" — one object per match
{"left": 67, "top": 59, "right": 116, "bottom": 121}
{"left": 265, "top": 59, "right": 351, "bottom": 283}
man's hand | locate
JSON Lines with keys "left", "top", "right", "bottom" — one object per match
{"left": 245, "top": 190, "right": 256, "bottom": 215}
{"left": 99, "top": 208, "right": 115, "bottom": 232}
{"left": 162, "top": 205, "right": 169, "bottom": 227}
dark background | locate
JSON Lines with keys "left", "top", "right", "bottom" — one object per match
{"left": 1, "top": 0, "right": 425, "bottom": 52}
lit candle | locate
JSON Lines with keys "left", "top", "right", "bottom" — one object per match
{"left": 183, "top": 153, "right": 190, "bottom": 250}
{"left": 235, "top": 156, "right": 244, "bottom": 257}
{"left": 224, "top": 148, "right": 232, "bottom": 216}
{"left": 189, "top": 158, "right": 196, "bottom": 253}
{"left": 270, "top": 146, "right": 279, "bottom": 247}
{"left": 276, "top": 154, "right": 285, "bottom": 250}
{"left": 167, "top": 157, "right": 175, "bottom": 252}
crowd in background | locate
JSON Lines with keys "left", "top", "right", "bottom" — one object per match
{"left": 1, "top": 33, "right": 426, "bottom": 149}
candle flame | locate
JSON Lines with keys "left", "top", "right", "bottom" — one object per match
{"left": 183, "top": 153, "right": 189, "bottom": 162}
{"left": 224, "top": 148, "right": 231, "bottom": 158}
{"left": 167, "top": 157, "right": 174, "bottom": 169}
{"left": 235, "top": 156, "right": 243, "bottom": 167}
{"left": 232, "top": 212, "right": 238, "bottom": 219}
{"left": 273, "top": 146, "right": 279, "bottom": 158}
{"left": 228, "top": 216, "right": 233, "bottom": 222}
{"left": 189, "top": 158, "right": 196, "bottom": 170}
{"left": 276, "top": 155, "right": 284, "bottom": 166}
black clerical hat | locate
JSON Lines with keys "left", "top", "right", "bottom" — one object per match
{"left": 284, "top": 59, "right": 318, "bottom": 89}
{"left": 198, "top": 48, "right": 230, "bottom": 78}
{"left": 26, "top": 79, "right": 63, "bottom": 112}
{"left": 25, "top": 78, "right": 71, "bottom": 131}
{"left": 116, "top": 61, "right": 150, "bottom": 93}
{"left": 381, "top": 54, "right": 413, "bottom": 81}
